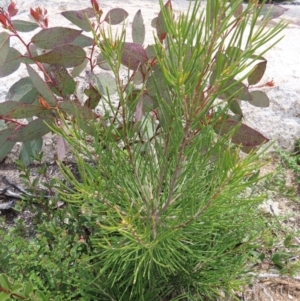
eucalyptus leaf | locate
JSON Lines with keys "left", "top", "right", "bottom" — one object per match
{"left": 121, "top": 42, "right": 148, "bottom": 70}
{"left": 104, "top": 8, "right": 128, "bottom": 25}
{"left": 20, "top": 138, "right": 43, "bottom": 166}
{"left": 156, "top": 0, "right": 172, "bottom": 41}
{"left": 0, "top": 47, "right": 22, "bottom": 78}
{"left": 8, "top": 117, "right": 54, "bottom": 142}
{"left": 214, "top": 119, "right": 269, "bottom": 153}
{"left": 61, "top": 8, "right": 95, "bottom": 31}
{"left": 132, "top": 9, "right": 145, "bottom": 45}
{"left": 247, "top": 60, "right": 267, "bottom": 85}
{"left": 33, "top": 44, "right": 86, "bottom": 68}
{"left": 97, "top": 53, "right": 112, "bottom": 71}
{"left": 26, "top": 64, "right": 57, "bottom": 106}
{"left": 72, "top": 34, "right": 94, "bottom": 47}
{"left": 31, "top": 27, "right": 83, "bottom": 49}
{"left": 249, "top": 90, "right": 270, "bottom": 107}
{"left": 59, "top": 101, "right": 96, "bottom": 119}
{"left": 11, "top": 20, "right": 39, "bottom": 32}
{"left": 5, "top": 77, "right": 39, "bottom": 103}
{"left": 45, "top": 64, "right": 76, "bottom": 96}
{"left": 0, "top": 129, "right": 15, "bottom": 161}
{"left": 0, "top": 32, "right": 10, "bottom": 67}
{"left": 86, "top": 71, "right": 117, "bottom": 95}
{"left": 72, "top": 58, "right": 88, "bottom": 77}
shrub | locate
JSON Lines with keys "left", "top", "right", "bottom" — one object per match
{"left": 50, "top": 0, "right": 286, "bottom": 300}
{"left": 0, "top": 0, "right": 286, "bottom": 164}
{"left": 0, "top": 0, "right": 289, "bottom": 300}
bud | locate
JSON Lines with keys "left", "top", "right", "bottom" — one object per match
{"left": 7, "top": 1, "right": 18, "bottom": 17}
{"left": 91, "top": 0, "right": 99, "bottom": 12}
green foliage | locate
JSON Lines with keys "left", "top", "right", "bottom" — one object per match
{"left": 0, "top": 215, "right": 97, "bottom": 300}
{"left": 42, "top": 0, "right": 289, "bottom": 300}
{"left": 0, "top": 0, "right": 287, "bottom": 164}
{"left": 0, "top": 157, "right": 100, "bottom": 300}
{"left": 0, "top": 0, "right": 293, "bottom": 300}
{"left": 277, "top": 141, "right": 300, "bottom": 186}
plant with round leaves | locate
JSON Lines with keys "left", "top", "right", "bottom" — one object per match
{"left": 0, "top": 0, "right": 287, "bottom": 166}
{"left": 92, "top": 0, "right": 287, "bottom": 156}
{"left": 0, "top": 0, "right": 127, "bottom": 164}
{"left": 0, "top": 273, "right": 63, "bottom": 301}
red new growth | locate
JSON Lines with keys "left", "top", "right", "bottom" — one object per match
{"left": 0, "top": 14, "right": 7, "bottom": 27}
{"left": 91, "top": 0, "right": 99, "bottom": 12}
{"left": 265, "top": 80, "right": 275, "bottom": 87}
{"left": 0, "top": 7, "right": 13, "bottom": 30}
{"left": 30, "top": 7, "right": 48, "bottom": 28}
{"left": 7, "top": 1, "right": 18, "bottom": 17}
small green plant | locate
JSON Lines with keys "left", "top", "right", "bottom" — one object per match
{"left": 0, "top": 155, "right": 95, "bottom": 300}
{"left": 0, "top": 0, "right": 286, "bottom": 164}
{"left": 0, "top": 273, "right": 63, "bottom": 300}
{"left": 0, "top": 0, "right": 292, "bottom": 300}
{"left": 45, "top": 0, "right": 289, "bottom": 300}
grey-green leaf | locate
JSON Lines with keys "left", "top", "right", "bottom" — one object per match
{"left": 0, "top": 129, "right": 15, "bottom": 161}
{"left": 214, "top": 119, "right": 269, "bottom": 153}
{"left": 229, "top": 99, "right": 243, "bottom": 116}
{"left": 61, "top": 8, "right": 95, "bottom": 32}
{"left": 72, "top": 58, "right": 88, "bottom": 77}
{"left": 59, "top": 101, "right": 95, "bottom": 119}
{"left": 104, "top": 8, "right": 128, "bottom": 25}
{"left": 6, "top": 77, "right": 39, "bottom": 104}
{"left": 72, "top": 34, "right": 94, "bottom": 47}
{"left": 0, "top": 101, "right": 21, "bottom": 116}
{"left": 86, "top": 72, "right": 117, "bottom": 95}
{"left": 249, "top": 90, "right": 270, "bottom": 108}
{"left": 121, "top": 42, "right": 148, "bottom": 70}
{"left": 247, "top": 60, "right": 267, "bottom": 85}
{"left": 45, "top": 64, "right": 76, "bottom": 96}
{"left": 19, "top": 138, "right": 43, "bottom": 166}
{"left": 33, "top": 44, "right": 86, "bottom": 68}
{"left": 97, "top": 53, "right": 112, "bottom": 71}
{"left": 11, "top": 20, "right": 39, "bottom": 32}
{"left": 0, "top": 32, "right": 10, "bottom": 66}
{"left": 8, "top": 117, "right": 54, "bottom": 142}
{"left": 31, "top": 27, "right": 83, "bottom": 49}
{"left": 132, "top": 10, "right": 145, "bottom": 45}
{"left": 222, "top": 79, "right": 252, "bottom": 102}
{"left": 259, "top": 4, "right": 288, "bottom": 21}
{"left": 0, "top": 47, "right": 22, "bottom": 78}
{"left": 156, "top": 0, "right": 172, "bottom": 41}
{"left": 1, "top": 103, "right": 48, "bottom": 119}
{"left": 84, "top": 85, "right": 101, "bottom": 110}
{"left": 146, "top": 68, "right": 167, "bottom": 97}
{"left": 27, "top": 64, "right": 57, "bottom": 106}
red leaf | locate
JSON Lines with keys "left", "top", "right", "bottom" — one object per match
{"left": 0, "top": 14, "right": 8, "bottom": 27}
{"left": 8, "top": 1, "right": 18, "bottom": 17}
{"left": 30, "top": 7, "right": 48, "bottom": 28}
{"left": 91, "top": 0, "right": 100, "bottom": 13}
{"left": 30, "top": 7, "right": 40, "bottom": 22}
{"left": 214, "top": 119, "right": 269, "bottom": 153}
